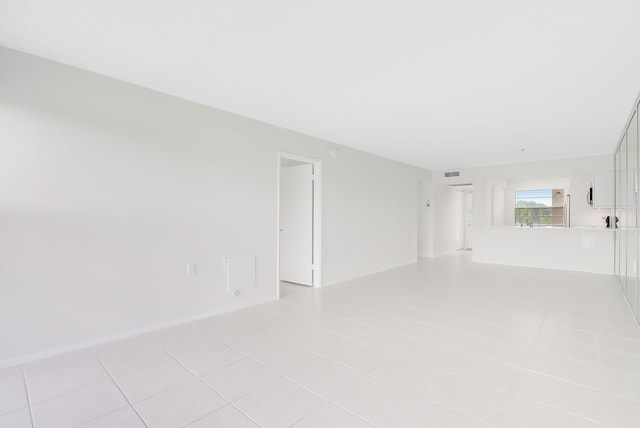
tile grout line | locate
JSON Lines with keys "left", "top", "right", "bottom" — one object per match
{"left": 228, "top": 402, "right": 267, "bottom": 428}
{"left": 199, "top": 360, "right": 282, "bottom": 403}
{"left": 408, "top": 396, "right": 496, "bottom": 428}
{"left": 11, "top": 255, "right": 638, "bottom": 428}
{"left": 160, "top": 342, "right": 249, "bottom": 383}
{"left": 334, "top": 314, "right": 640, "bottom": 403}
{"left": 511, "top": 393, "right": 606, "bottom": 427}
{"left": 286, "top": 406, "right": 332, "bottom": 428}
{"left": 245, "top": 264, "right": 637, "bottom": 426}
{"left": 21, "top": 365, "right": 35, "bottom": 428}
{"left": 428, "top": 309, "right": 640, "bottom": 403}
{"left": 169, "top": 346, "right": 276, "bottom": 427}
{"left": 124, "top": 348, "right": 199, "bottom": 402}
{"left": 598, "top": 344, "right": 640, "bottom": 358}
{"left": 274, "top": 324, "right": 521, "bottom": 396}
{"left": 247, "top": 342, "right": 492, "bottom": 428}
{"left": 513, "top": 304, "right": 640, "bottom": 404}
{"left": 71, "top": 406, "right": 137, "bottom": 428}
{"left": 157, "top": 346, "right": 246, "bottom": 428}
{"left": 310, "top": 402, "right": 381, "bottom": 428}
{"left": 267, "top": 310, "right": 640, "bottom": 409}
{"left": 245, "top": 356, "right": 381, "bottom": 428}
{"left": 91, "top": 349, "right": 149, "bottom": 428}
{"left": 202, "top": 329, "right": 382, "bottom": 427}
{"left": 183, "top": 403, "right": 264, "bottom": 428}
{"left": 19, "top": 352, "right": 122, "bottom": 408}
{"left": 340, "top": 316, "right": 525, "bottom": 365}
{"left": 284, "top": 330, "right": 523, "bottom": 407}
{"left": 94, "top": 336, "right": 275, "bottom": 422}
{"left": 517, "top": 366, "right": 640, "bottom": 405}
{"left": 402, "top": 303, "right": 534, "bottom": 337}
{"left": 150, "top": 345, "right": 202, "bottom": 379}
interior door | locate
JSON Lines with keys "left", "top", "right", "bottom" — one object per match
{"left": 280, "top": 163, "right": 313, "bottom": 286}
{"left": 465, "top": 192, "right": 473, "bottom": 249}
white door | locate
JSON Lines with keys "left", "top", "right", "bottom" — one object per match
{"left": 280, "top": 163, "right": 314, "bottom": 286}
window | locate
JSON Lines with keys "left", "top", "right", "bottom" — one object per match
{"left": 515, "top": 189, "right": 565, "bottom": 227}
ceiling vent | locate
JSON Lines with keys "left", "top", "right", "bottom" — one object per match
{"left": 444, "top": 171, "right": 460, "bottom": 178}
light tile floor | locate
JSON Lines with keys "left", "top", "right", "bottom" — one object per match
{"left": 2, "top": 253, "right": 640, "bottom": 427}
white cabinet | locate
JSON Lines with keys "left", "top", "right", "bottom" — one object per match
{"left": 592, "top": 171, "right": 614, "bottom": 208}
{"left": 614, "top": 102, "right": 640, "bottom": 324}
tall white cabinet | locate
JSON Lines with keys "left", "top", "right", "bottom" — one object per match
{"left": 615, "top": 102, "right": 640, "bottom": 323}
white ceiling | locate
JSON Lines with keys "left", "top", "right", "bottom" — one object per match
{"left": 1, "top": 0, "right": 639, "bottom": 170}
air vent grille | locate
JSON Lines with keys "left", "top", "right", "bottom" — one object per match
{"left": 444, "top": 171, "right": 460, "bottom": 177}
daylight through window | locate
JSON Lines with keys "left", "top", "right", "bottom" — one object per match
{"left": 515, "top": 189, "right": 565, "bottom": 227}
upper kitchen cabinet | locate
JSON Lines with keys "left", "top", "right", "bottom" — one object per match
{"left": 592, "top": 171, "right": 615, "bottom": 208}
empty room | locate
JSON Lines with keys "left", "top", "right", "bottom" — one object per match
{"left": 2, "top": 1, "right": 640, "bottom": 427}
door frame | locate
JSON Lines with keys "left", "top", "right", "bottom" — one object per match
{"left": 449, "top": 184, "right": 473, "bottom": 251}
{"left": 277, "top": 152, "right": 323, "bottom": 298}
{"left": 463, "top": 190, "right": 473, "bottom": 250}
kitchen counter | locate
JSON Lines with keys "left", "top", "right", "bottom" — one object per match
{"left": 495, "top": 224, "right": 613, "bottom": 230}
{"left": 473, "top": 226, "right": 614, "bottom": 274}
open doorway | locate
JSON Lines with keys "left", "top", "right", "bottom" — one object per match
{"left": 277, "top": 153, "right": 322, "bottom": 298}
{"left": 451, "top": 184, "right": 473, "bottom": 251}
{"left": 417, "top": 180, "right": 430, "bottom": 258}
{"left": 463, "top": 190, "right": 473, "bottom": 250}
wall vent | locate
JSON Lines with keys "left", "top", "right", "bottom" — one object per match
{"left": 444, "top": 171, "right": 460, "bottom": 178}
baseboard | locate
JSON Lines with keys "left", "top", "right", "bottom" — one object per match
{"left": 0, "top": 297, "right": 274, "bottom": 369}
{"left": 322, "top": 259, "right": 419, "bottom": 287}
{"left": 431, "top": 249, "right": 459, "bottom": 257}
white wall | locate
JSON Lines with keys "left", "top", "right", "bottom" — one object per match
{"left": 0, "top": 47, "right": 431, "bottom": 365}
{"left": 490, "top": 181, "right": 506, "bottom": 226}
